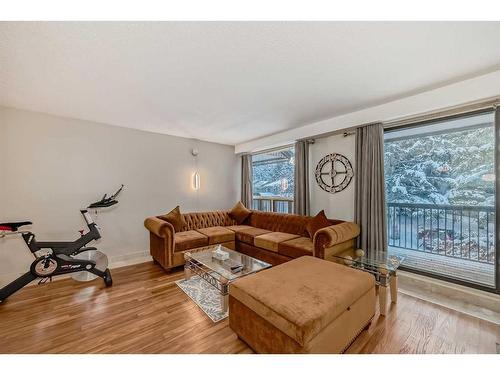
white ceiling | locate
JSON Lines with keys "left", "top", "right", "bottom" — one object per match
{"left": 1, "top": 22, "right": 500, "bottom": 146}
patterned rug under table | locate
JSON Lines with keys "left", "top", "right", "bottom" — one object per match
{"left": 176, "top": 275, "right": 228, "bottom": 323}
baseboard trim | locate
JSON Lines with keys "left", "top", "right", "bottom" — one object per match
{"left": 0, "top": 250, "right": 152, "bottom": 289}
{"left": 109, "top": 251, "right": 152, "bottom": 269}
{"left": 398, "top": 270, "right": 500, "bottom": 325}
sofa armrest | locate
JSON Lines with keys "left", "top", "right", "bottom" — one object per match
{"left": 144, "top": 217, "right": 175, "bottom": 238}
{"left": 313, "top": 222, "right": 360, "bottom": 259}
{"left": 144, "top": 217, "right": 176, "bottom": 270}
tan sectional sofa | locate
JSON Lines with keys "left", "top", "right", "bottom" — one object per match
{"left": 144, "top": 209, "right": 360, "bottom": 271}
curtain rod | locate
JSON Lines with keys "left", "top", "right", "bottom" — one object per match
{"left": 298, "top": 96, "right": 500, "bottom": 143}
{"left": 383, "top": 97, "right": 499, "bottom": 130}
{"left": 249, "top": 142, "right": 295, "bottom": 156}
{"left": 243, "top": 96, "right": 499, "bottom": 153}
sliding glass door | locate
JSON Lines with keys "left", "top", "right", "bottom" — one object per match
{"left": 384, "top": 110, "right": 497, "bottom": 291}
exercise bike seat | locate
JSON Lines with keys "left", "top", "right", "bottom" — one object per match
{"left": 0, "top": 221, "right": 32, "bottom": 232}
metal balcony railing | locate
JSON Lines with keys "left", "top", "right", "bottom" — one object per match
{"left": 387, "top": 202, "right": 495, "bottom": 264}
{"left": 252, "top": 196, "right": 294, "bottom": 214}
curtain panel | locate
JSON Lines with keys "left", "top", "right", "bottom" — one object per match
{"left": 241, "top": 154, "right": 253, "bottom": 208}
{"left": 354, "top": 123, "right": 388, "bottom": 253}
{"left": 294, "top": 140, "right": 310, "bottom": 215}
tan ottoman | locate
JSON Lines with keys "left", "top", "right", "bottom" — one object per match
{"left": 229, "top": 256, "right": 375, "bottom": 353}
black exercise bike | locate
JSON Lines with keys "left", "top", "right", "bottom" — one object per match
{"left": 0, "top": 185, "right": 124, "bottom": 303}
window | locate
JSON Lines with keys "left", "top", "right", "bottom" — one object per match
{"left": 384, "top": 111, "right": 496, "bottom": 289}
{"left": 252, "top": 145, "right": 295, "bottom": 213}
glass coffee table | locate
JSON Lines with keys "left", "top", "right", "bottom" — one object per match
{"left": 332, "top": 250, "right": 404, "bottom": 316}
{"left": 184, "top": 245, "right": 271, "bottom": 313}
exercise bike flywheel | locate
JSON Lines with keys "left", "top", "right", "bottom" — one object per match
{"left": 71, "top": 250, "right": 109, "bottom": 282}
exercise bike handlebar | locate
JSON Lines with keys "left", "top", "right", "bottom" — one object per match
{"left": 1, "top": 185, "right": 124, "bottom": 235}
{"left": 1, "top": 185, "right": 124, "bottom": 254}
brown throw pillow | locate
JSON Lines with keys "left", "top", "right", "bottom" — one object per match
{"left": 229, "top": 201, "right": 251, "bottom": 224}
{"left": 306, "top": 210, "right": 331, "bottom": 238}
{"left": 159, "top": 206, "right": 186, "bottom": 232}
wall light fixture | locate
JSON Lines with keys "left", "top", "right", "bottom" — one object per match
{"left": 193, "top": 171, "right": 200, "bottom": 190}
{"left": 191, "top": 148, "right": 200, "bottom": 190}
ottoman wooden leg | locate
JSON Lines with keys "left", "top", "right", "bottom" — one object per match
{"left": 379, "top": 285, "right": 388, "bottom": 316}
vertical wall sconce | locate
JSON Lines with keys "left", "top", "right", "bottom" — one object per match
{"left": 191, "top": 148, "right": 200, "bottom": 190}
{"left": 192, "top": 171, "right": 200, "bottom": 190}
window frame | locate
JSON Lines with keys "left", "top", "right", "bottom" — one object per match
{"left": 250, "top": 144, "right": 296, "bottom": 213}
{"left": 384, "top": 108, "right": 499, "bottom": 295}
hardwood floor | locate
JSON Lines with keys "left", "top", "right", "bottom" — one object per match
{"left": 0, "top": 261, "right": 498, "bottom": 354}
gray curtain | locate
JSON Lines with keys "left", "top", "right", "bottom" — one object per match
{"left": 294, "top": 140, "right": 310, "bottom": 215}
{"left": 241, "top": 154, "right": 253, "bottom": 208}
{"left": 354, "top": 123, "right": 388, "bottom": 253}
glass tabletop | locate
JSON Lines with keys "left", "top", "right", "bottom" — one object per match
{"left": 333, "top": 250, "right": 404, "bottom": 273}
{"left": 185, "top": 245, "right": 271, "bottom": 281}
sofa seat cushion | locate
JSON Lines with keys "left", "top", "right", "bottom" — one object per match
{"left": 195, "top": 226, "right": 235, "bottom": 245}
{"left": 174, "top": 230, "right": 208, "bottom": 252}
{"left": 278, "top": 236, "right": 313, "bottom": 258}
{"left": 254, "top": 232, "right": 300, "bottom": 253}
{"left": 229, "top": 256, "right": 375, "bottom": 346}
{"left": 231, "top": 227, "right": 271, "bottom": 245}
{"left": 225, "top": 225, "right": 254, "bottom": 233}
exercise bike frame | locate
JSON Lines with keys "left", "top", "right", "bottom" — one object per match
{"left": 0, "top": 210, "right": 113, "bottom": 303}
{"left": 23, "top": 210, "right": 100, "bottom": 256}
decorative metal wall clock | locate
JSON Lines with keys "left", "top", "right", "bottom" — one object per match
{"left": 315, "top": 153, "right": 354, "bottom": 193}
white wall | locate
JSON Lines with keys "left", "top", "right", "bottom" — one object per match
{"left": 309, "top": 133, "right": 356, "bottom": 221}
{"left": 0, "top": 106, "right": 239, "bottom": 282}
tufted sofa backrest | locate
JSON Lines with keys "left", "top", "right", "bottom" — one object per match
{"left": 179, "top": 209, "right": 344, "bottom": 235}
{"left": 182, "top": 211, "right": 236, "bottom": 231}
{"left": 247, "top": 211, "right": 311, "bottom": 237}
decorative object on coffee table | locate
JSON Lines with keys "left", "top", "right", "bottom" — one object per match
{"left": 183, "top": 245, "right": 271, "bottom": 313}
{"left": 332, "top": 249, "right": 404, "bottom": 316}
{"left": 211, "top": 245, "right": 229, "bottom": 261}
